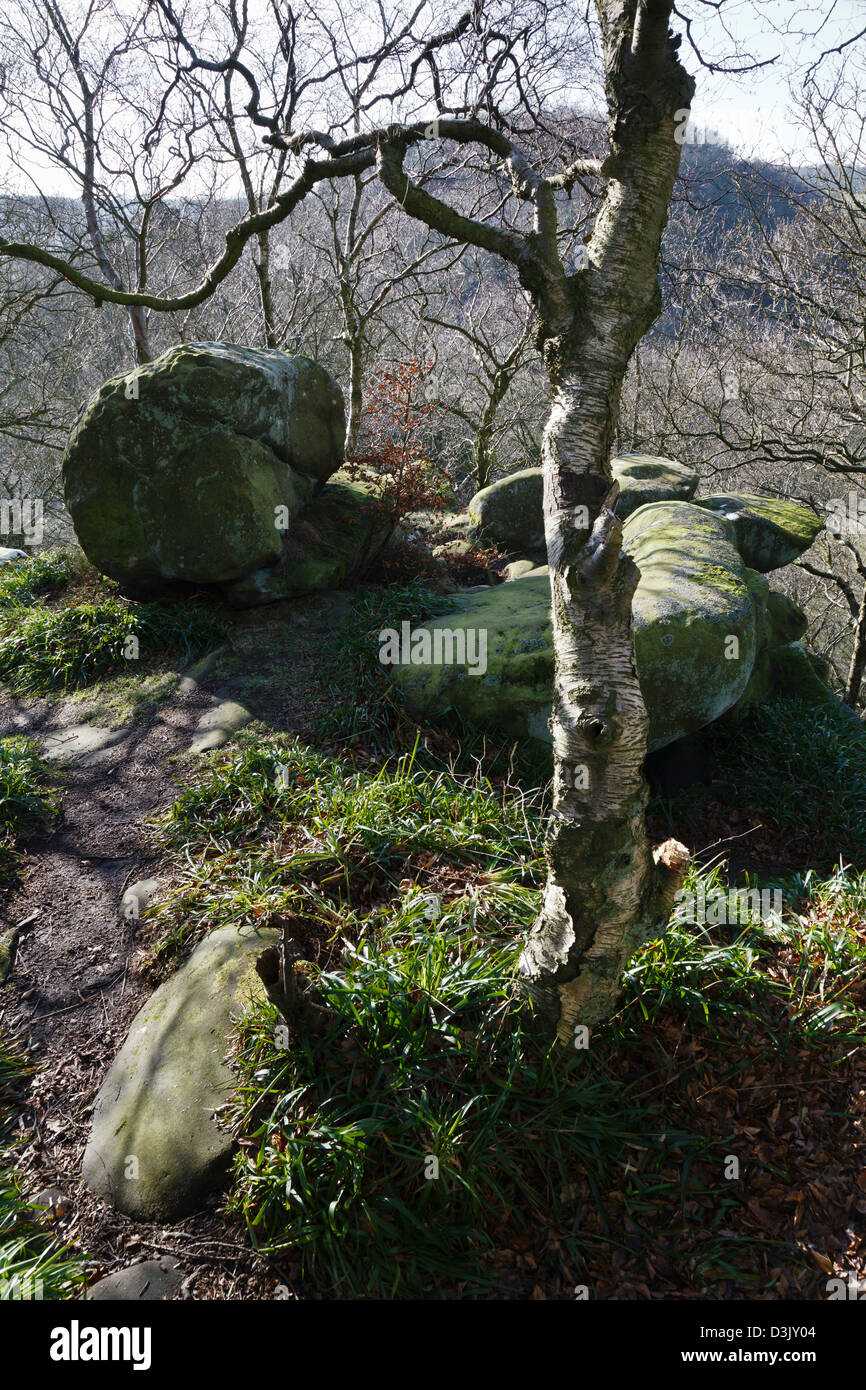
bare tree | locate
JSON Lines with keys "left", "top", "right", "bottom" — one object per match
{"left": 313, "top": 170, "right": 464, "bottom": 454}
{"left": 423, "top": 257, "right": 541, "bottom": 491}
{"left": 0, "top": 0, "right": 220, "bottom": 363}
{"left": 2, "top": 0, "right": 784, "bottom": 1036}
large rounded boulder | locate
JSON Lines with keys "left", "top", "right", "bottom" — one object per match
{"left": 63, "top": 342, "right": 345, "bottom": 589}
{"left": 464, "top": 454, "right": 700, "bottom": 554}
{"left": 388, "top": 499, "right": 815, "bottom": 752}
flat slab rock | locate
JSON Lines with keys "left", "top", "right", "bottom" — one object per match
{"left": 187, "top": 698, "right": 253, "bottom": 754}
{"left": 82, "top": 923, "right": 277, "bottom": 1222}
{"left": 86, "top": 1258, "right": 182, "bottom": 1301}
{"left": 41, "top": 724, "right": 131, "bottom": 766}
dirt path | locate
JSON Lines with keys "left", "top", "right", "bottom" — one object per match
{"left": 0, "top": 597, "right": 340, "bottom": 1298}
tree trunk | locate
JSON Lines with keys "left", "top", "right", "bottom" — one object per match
{"left": 474, "top": 410, "right": 496, "bottom": 491}
{"left": 518, "top": 365, "right": 689, "bottom": 1038}
{"left": 845, "top": 581, "right": 866, "bottom": 707}
{"left": 518, "top": 9, "right": 694, "bottom": 1039}
{"left": 254, "top": 232, "right": 278, "bottom": 350}
{"left": 345, "top": 330, "right": 365, "bottom": 457}
{"left": 128, "top": 304, "right": 152, "bottom": 365}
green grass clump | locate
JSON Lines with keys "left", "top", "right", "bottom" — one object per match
{"left": 146, "top": 737, "right": 545, "bottom": 970}
{"left": 0, "top": 551, "right": 71, "bottom": 610}
{"left": 225, "top": 855, "right": 866, "bottom": 1299}
{"left": 627, "top": 858, "right": 866, "bottom": 1044}
{"left": 226, "top": 890, "right": 677, "bottom": 1297}
{"left": 0, "top": 598, "right": 226, "bottom": 695}
{"left": 0, "top": 736, "right": 58, "bottom": 841}
{"left": 0, "top": 1037, "right": 87, "bottom": 1299}
{"left": 163, "top": 738, "right": 543, "bottom": 869}
{"left": 0, "top": 736, "right": 58, "bottom": 885}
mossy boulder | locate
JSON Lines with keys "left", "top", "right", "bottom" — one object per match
{"left": 389, "top": 500, "right": 811, "bottom": 752}
{"left": 467, "top": 467, "right": 545, "bottom": 552}
{"left": 692, "top": 494, "right": 822, "bottom": 572}
{"left": 465, "top": 455, "right": 699, "bottom": 552}
{"left": 81, "top": 923, "right": 277, "bottom": 1221}
{"left": 610, "top": 454, "right": 700, "bottom": 519}
{"left": 63, "top": 342, "right": 345, "bottom": 589}
{"left": 625, "top": 501, "right": 759, "bottom": 747}
{"left": 220, "top": 481, "right": 391, "bottom": 607}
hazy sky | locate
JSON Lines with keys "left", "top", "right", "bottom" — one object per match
{"left": 0, "top": 0, "right": 862, "bottom": 200}
{"left": 684, "top": 0, "right": 865, "bottom": 159}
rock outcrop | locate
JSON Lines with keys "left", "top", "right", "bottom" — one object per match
{"left": 388, "top": 497, "right": 816, "bottom": 752}
{"left": 465, "top": 455, "right": 700, "bottom": 554}
{"left": 63, "top": 342, "right": 345, "bottom": 592}
{"left": 82, "top": 923, "right": 277, "bottom": 1221}
{"left": 692, "top": 494, "right": 824, "bottom": 572}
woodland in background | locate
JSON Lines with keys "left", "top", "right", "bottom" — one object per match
{"left": 1, "top": 18, "right": 865, "bottom": 710}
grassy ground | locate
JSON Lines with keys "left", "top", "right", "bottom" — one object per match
{"left": 0, "top": 549, "right": 226, "bottom": 698}
{"left": 140, "top": 728, "right": 866, "bottom": 1299}
{"left": 0, "top": 1037, "right": 87, "bottom": 1300}
{"left": 2, "top": 555, "right": 865, "bottom": 1299}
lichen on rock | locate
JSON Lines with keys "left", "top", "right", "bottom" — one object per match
{"left": 63, "top": 342, "right": 345, "bottom": 591}
{"left": 389, "top": 498, "right": 817, "bottom": 752}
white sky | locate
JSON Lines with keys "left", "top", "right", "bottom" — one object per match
{"left": 683, "top": 0, "right": 866, "bottom": 160}
{"left": 0, "top": 0, "right": 862, "bottom": 201}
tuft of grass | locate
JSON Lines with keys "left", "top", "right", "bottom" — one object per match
{"left": 225, "top": 889, "right": 684, "bottom": 1298}
{"left": 0, "top": 1036, "right": 88, "bottom": 1299}
{"left": 0, "top": 551, "right": 71, "bottom": 610}
{"left": 162, "top": 738, "right": 542, "bottom": 868}
{"left": 0, "top": 598, "right": 227, "bottom": 696}
{"left": 0, "top": 736, "right": 58, "bottom": 886}
{"left": 0, "top": 736, "right": 59, "bottom": 842}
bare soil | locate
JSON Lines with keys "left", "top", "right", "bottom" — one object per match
{"left": 0, "top": 594, "right": 342, "bottom": 1299}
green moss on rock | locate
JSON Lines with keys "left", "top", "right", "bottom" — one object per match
{"left": 63, "top": 342, "right": 344, "bottom": 589}
{"left": 468, "top": 467, "right": 545, "bottom": 552}
{"left": 390, "top": 500, "right": 813, "bottom": 752}
{"left": 220, "top": 482, "right": 391, "bottom": 607}
{"left": 81, "top": 923, "right": 277, "bottom": 1221}
{"left": 610, "top": 453, "right": 699, "bottom": 519}
{"left": 692, "top": 494, "right": 822, "bottom": 571}
{"left": 465, "top": 454, "right": 699, "bottom": 552}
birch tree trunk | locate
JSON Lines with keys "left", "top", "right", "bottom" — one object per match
{"left": 517, "top": 2, "right": 693, "bottom": 1038}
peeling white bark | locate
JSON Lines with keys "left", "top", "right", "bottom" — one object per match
{"left": 517, "top": 7, "right": 695, "bottom": 1036}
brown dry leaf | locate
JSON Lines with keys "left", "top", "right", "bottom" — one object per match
{"left": 808, "top": 1250, "right": 833, "bottom": 1275}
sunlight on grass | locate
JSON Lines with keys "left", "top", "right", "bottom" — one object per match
{"left": 0, "top": 1038, "right": 87, "bottom": 1300}
{"left": 145, "top": 737, "right": 866, "bottom": 1298}
{"left": 0, "top": 597, "right": 226, "bottom": 695}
